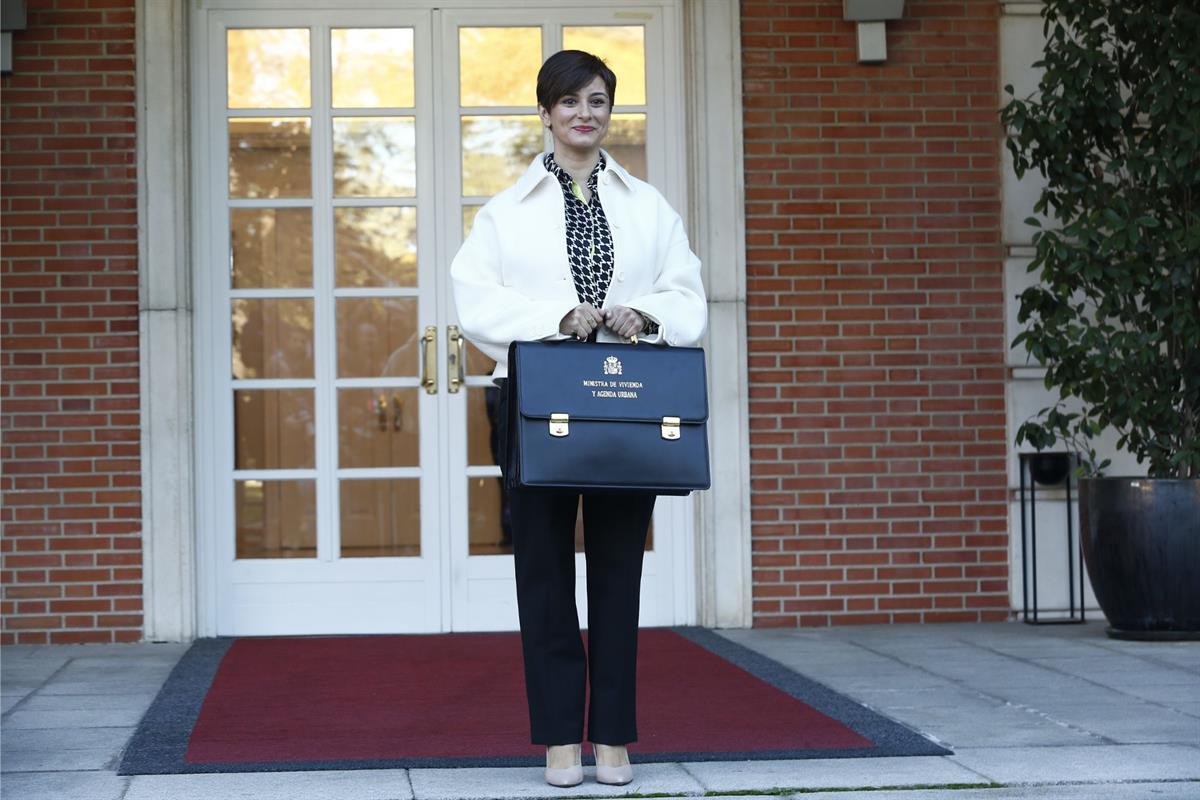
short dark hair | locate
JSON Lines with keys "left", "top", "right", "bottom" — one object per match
{"left": 536, "top": 50, "right": 616, "bottom": 112}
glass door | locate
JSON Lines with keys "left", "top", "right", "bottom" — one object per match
{"left": 438, "top": 8, "right": 684, "bottom": 631}
{"left": 207, "top": 10, "right": 442, "bottom": 635}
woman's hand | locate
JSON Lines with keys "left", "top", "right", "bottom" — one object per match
{"left": 603, "top": 306, "right": 646, "bottom": 339}
{"left": 559, "top": 303, "right": 605, "bottom": 340}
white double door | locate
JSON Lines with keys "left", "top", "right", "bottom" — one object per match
{"left": 194, "top": 2, "right": 693, "bottom": 635}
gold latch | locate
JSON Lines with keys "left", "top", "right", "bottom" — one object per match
{"left": 549, "top": 413, "right": 570, "bottom": 437}
{"left": 661, "top": 416, "right": 681, "bottom": 440}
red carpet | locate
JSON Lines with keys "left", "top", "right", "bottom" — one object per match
{"left": 118, "top": 627, "right": 950, "bottom": 773}
{"left": 185, "top": 629, "right": 868, "bottom": 764}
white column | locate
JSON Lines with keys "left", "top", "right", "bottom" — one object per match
{"left": 137, "top": 0, "right": 196, "bottom": 642}
{"left": 1000, "top": 1, "right": 1106, "bottom": 616}
{"left": 685, "top": 0, "right": 753, "bottom": 628}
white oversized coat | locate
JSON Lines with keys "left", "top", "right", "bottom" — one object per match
{"left": 450, "top": 151, "right": 707, "bottom": 382}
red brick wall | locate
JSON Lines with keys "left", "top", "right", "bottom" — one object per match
{"left": 741, "top": 0, "right": 1010, "bottom": 626}
{"left": 1, "top": 0, "right": 142, "bottom": 644}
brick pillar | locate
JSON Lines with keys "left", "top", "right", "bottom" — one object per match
{"left": 1, "top": 0, "right": 142, "bottom": 644}
{"left": 741, "top": 0, "right": 1009, "bottom": 626}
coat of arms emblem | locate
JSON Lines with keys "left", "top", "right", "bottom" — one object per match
{"left": 603, "top": 356, "right": 623, "bottom": 376}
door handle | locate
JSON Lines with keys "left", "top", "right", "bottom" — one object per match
{"left": 447, "top": 325, "right": 464, "bottom": 394}
{"left": 376, "top": 394, "right": 388, "bottom": 431}
{"left": 392, "top": 393, "right": 403, "bottom": 430}
{"left": 421, "top": 325, "right": 437, "bottom": 394}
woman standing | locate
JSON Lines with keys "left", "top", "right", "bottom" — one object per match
{"left": 450, "top": 50, "right": 706, "bottom": 788}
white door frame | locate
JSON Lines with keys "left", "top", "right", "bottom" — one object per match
{"left": 136, "top": 0, "right": 750, "bottom": 641}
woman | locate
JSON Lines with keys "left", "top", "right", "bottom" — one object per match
{"left": 450, "top": 50, "right": 706, "bottom": 788}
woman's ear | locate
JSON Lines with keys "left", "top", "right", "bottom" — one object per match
{"left": 538, "top": 105, "right": 551, "bottom": 129}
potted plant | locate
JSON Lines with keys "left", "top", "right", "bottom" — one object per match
{"left": 1000, "top": 0, "right": 1199, "bottom": 639}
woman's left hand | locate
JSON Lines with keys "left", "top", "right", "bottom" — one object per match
{"left": 603, "top": 306, "right": 646, "bottom": 339}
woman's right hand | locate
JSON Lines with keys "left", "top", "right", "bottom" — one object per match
{"left": 559, "top": 303, "right": 605, "bottom": 340}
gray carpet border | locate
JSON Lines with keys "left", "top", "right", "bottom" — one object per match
{"left": 117, "top": 626, "right": 949, "bottom": 775}
{"left": 118, "top": 636, "right": 236, "bottom": 775}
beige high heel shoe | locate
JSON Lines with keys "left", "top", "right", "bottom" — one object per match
{"left": 544, "top": 743, "right": 583, "bottom": 788}
{"left": 593, "top": 743, "right": 633, "bottom": 785}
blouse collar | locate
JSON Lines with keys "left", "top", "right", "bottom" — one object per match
{"left": 514, "top": 149, "right": 634, "bottom": 202}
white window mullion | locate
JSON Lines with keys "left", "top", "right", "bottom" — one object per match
{"left": 427, "top": 8, "right": 455, "bottom": 632}
{"left": 310, "top": 23, "right": 338, "bottom": 564}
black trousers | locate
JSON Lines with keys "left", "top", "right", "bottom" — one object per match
{"left": 497, "top": 380, "right": 657, "bottom": 745}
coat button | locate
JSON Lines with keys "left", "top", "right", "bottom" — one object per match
{"left": 617, "top": 270, "right": 626, "bottom": 281}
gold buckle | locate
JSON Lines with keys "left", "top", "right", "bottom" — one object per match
{"left": 549, "top": 413, "right": 570, "bottom": 437}
{"left": 661, "top": 416, "right": 680, "bottom": 440}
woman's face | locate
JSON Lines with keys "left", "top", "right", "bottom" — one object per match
{"left": 539, "top": 75, "right": 611, "bottom": 158}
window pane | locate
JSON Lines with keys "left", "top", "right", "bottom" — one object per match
{"left": 229, "top": 117, "right": 312, "bottom": 199}
{"left": 227, "top": 29, "right": 311, "bottom": 109}
{"left": 234, "top": 390, "right": 315, "bottom": 470}
{"left": 468, "top": 475, "right": 511, "bottom": 555}
{"left": 458, "top": 27, "right": 541, "bottom": 107}
{"left": 462, "top": 205, "right": 482, "bottom": 240}
{"left": 466, "top": 385, "right": 502, "bottom": 467}
{"left": 333, "top": 117, "right": 416, "bottom": 198}
{"left": 340, "top": 479, "right": 420, "bottom": 557}
{"left": 232, "top": 298, "right": 313, "bottom": 379}
{"left": 466, "top": 342, "right": 496, "bottom": 376}
{"left": 335, "top": 207, "right": 417, "bottom": 288}
{"left": 231, "top": 208, "right": 312, "bottom": 289}
{"left": 236, "top": 479, "right": 316, "bottom": 558}
{"left": 331, "top": 28, "right": 414, "bottom": 108}
{"left": 336, "top": 297, "right": 418, "bottom": 378}
{"left": 461, "top": 115, "right": 542, "bottom": 196}
{"left": 562, "top": 26, "right": 646, "bottom": 106}
{"left": 338, "top": 388, "right": 419, "bottom": 468}
{"left": 607, "top": 113, "right": 646, "bottom": 182}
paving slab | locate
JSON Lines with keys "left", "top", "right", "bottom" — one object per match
{"left": 879, "top": 703, "right": 1106, "bottom": 748}
{"left": 0, "top": 769, "right": 130, "bottom": 800}
{"left": 845, "top": 686, "right": 1001, "bottom": 711}
{"left": 774, "top": 782, "right": 1200, "bottom": 800}
{"left": 124, "top": 769, "right": 414, "bottom": 800}
{"left": 35, "top": 677, "right": 173, "bottom": 696}
{"left": 1120, "top": 683, "right": 1200, "bottom": 705}
{"left": 4, "top": 706, "right": 148, "bottom": 729}
{"left": 948, "top": 744, "right": 1200, "bottom": 785}
{"left": 408, "top": 762, "right": 703, "bottom": 799}
{"left": 2, "top": 725, "right": 137, "bottom": 752}
{"left": 1, "top": 726, "right": 134, "bottom": 771}
{"left": 1, "top": 694, "right": 26, "bottom": 713}
{"left": 0, "top": 747, "right": 123, "bottom": 772}
{"left": 9, "top": 691, "right": 158, "bottom": 713}
{"left": 679, "top": 755, "right": 987, "bottom": 793}
{"left": 1027, "top": 702, "right": 1200, "bottom": 745}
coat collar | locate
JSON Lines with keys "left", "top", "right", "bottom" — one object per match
{"left": 513, "top": 149, "right": 634, "bottom": 202}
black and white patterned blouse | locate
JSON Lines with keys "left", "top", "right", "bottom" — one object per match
{"left": 544, "top": 152, "right": 615, "bottom": 310}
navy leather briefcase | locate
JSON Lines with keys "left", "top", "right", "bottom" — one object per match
{"left": 505, "top": 339, "right": 710, "bottom": 495}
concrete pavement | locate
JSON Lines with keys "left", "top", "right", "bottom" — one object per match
{"left": 3, "top": 622, "right": 1198, "bottom": 799}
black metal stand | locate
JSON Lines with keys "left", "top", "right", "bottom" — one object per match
{"left": 1019, "top": 452, "right": 1085, "bottom": 624}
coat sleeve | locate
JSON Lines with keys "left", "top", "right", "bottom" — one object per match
{"left": 450, "top": 202, "right": 575, "bottom": 364}
{"left": 624, "top": 196, "right": 707, "bottom": 347}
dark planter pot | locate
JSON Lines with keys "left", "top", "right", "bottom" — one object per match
{"left": 1079, "top": 478, "right": 1200, "bottom": 640}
